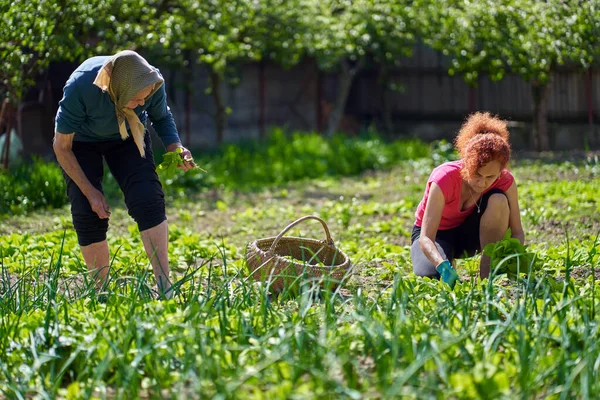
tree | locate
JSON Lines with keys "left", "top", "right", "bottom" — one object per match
{"left": 255, "top": 0, "right": 308, "bottom": 137}
{"left": 419, "top": 0, "right": 599, "bottom": 151}
{"left": 561, "top": 0, "right": 600, "bottom": 126}
{"left": 303, "top": 0, "right": 415, "bottom": 136}
{"left": 579, "top": 0, "right": 600, "bottom": 67}
{"left": 257, "top": 0, "right": 307, "bottom": 69}
{"left": 0, "top": 0, "right": 111, "bottom": 103}
{"left": 163, "top": 0, "right": 261, "bottom": 144}
{"left": 0, "top": 0, "right": 113, "bottom": 165}
{"left": 164, "top": 0, "right": 312, "bottom": 144}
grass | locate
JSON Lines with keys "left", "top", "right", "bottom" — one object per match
{"left": 0, "top": 139, "right": 599, "bottom": 399}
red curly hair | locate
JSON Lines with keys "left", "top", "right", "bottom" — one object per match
{"left": 454, "top": 112, "right": 511, "bottom": 180}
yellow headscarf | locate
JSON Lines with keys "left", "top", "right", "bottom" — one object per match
{"left": 93, "top": 50, "right": 164, "bottom": 157}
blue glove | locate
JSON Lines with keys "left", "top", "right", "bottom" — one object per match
{"left": 436, "top": 260, "right": 460, "bottom": 289}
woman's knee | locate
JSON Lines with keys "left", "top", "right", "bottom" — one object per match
{"left": 128, "top": 200, "right": 166, "bottom": 231}
{"left": 72, "top": 213, "right": 109, "bottom": 246}
{"left": 123, "top": 179, "right": 166, "bottom": 231}
{"left": 68, "top": 187, "right": 109, "bottom": 246}
{"left": 411, "top": 241, "right": 442, "bottom": 279}
{"left": 486, "top": 193, "right": 509, "bottom": 215}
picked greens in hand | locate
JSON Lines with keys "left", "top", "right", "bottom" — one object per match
{"left": 483, "top": 229, "right": 539, "bottom": 280}
{"left": 157, "top": 148, "right": 205, "bottom": 179}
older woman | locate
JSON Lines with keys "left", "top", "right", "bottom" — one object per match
{"left": 53, "top": 50, "right": 194, "bottom": 299}
{"left": 411, "top": 112, "right": 525, "bottom": 288}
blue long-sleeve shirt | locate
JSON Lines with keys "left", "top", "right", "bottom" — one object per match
{"left": 55, "top": 56, "right": 181, "bottom": 146}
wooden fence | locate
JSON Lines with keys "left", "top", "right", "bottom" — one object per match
{"left": 10, "top": 44, "right": 600, "bottom": 156}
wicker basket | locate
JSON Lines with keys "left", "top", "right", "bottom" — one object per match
{"left": 246, "top": 215, "right": 352, "bottom": 293}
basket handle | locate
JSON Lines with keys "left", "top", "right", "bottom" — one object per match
{"left": 268, "top": 215, "right": 334, "bottom": 254}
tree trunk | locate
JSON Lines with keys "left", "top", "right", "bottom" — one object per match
{"left": 325, "top": 58, "right": 362, "bottom": 136}
{"left": 210, "top": 70, "right": 226, "bottom": 145}
{"left": 531, "top": 80, "right": 551, "bottom": 152}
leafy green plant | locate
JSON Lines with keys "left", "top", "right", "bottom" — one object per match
{"left": 0, "top": 157, "right": 67, "bottom": 216}
{"left": 1, "top": 154, "right": 600, "bottom": 398}
{"left": 157, "top": 148, "right": 187, "bottom": 179}
{"left": 483, "top": 229, "right": 539, "bottom": 280}
{"left": 157, "top": 148, "right": 206, "bottom": 179}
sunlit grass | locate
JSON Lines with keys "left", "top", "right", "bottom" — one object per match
{"left": 1, "top": 236, "right": 598, "bottom": 398}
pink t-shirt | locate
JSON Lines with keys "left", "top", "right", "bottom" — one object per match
{"left": 414, "top": 160, "right": 514, "bottom": 230}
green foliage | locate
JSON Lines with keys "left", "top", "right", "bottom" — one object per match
{"left": 0, "top": 157, "right": 67, "bottom": 216}
{"left": 2, "top": 0, "right": 599, "bottom": 107}
{"left": 259, "top": 0, "right": 308, "bottom": 68}
{"left": 157, "top": 147, "right": 206, "bottom": 180}
{"left": 159, "top": 0, "right": 310, "bottom": 78}
{"left": 161, "top": 129, "right": 430, "bottom": 195}
{"left": 303, "top": 0, "right": 415, "bottom": 69}
{"left": 0, "top": 0, "right": 113, "bottom": 101}
{"left": 168, "top": 0, "right": 261, "bottom": 73}
{"left": 564, "top": 0, "right": 600, "bottom": 68}
{"left": 483, "top": 229, "right": 539, "bottom": 280}
{"left": 160, "top": 0, "right": 308, "bottom": 141}
{"left": 0, "top": 131, "right": 430, "bottom": 215}
{"left": 417, "top": 0, "right": 600, "bottom": 85}
{"left": 157, "top": 148, "right": 185, "bottom": 179}
{"left": 415, "top": 0, "right": 600, "bottom": 151}
{"left": 0, "top": 0, "right": 188, "bottom": 102}
{"left": 93, "top": 0, "right": 179, "bottom": 56}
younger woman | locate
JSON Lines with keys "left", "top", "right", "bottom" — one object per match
{"left": 411, "top": 112, "right": 525, "bottom": 287}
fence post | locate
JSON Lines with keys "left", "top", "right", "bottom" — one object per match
{"left": 316, "top": 66, "right": 323, "bottom": 133}
{"left": 586, "top": 68, "right": 594, "bottom": 126}
{"left": 259, "top": 60, "right": 266, "bottom": 139}
{"left": 469, "top": 86, "right": 477, "bottom": 112}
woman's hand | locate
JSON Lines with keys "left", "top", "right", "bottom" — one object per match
{"left": 85, "top": 187, "right": 111, "bottom": 219}
{"left": 436, "top": 260, "right": 460, "bottom": 289}
{"left": 179, "top": 147, "right": 196, "bottom": 171}
{"left": 166, "top": 143, "right": 196, "bottom": 172}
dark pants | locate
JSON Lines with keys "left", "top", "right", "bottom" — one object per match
{"left": 63, "top": 133, "right": 166, "bottom": 246}
{"left": 411, "top": 188, "right": 507, "bottom": 279}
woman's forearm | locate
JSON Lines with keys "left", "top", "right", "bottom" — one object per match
{"left": 54, "top": 146, "right": 95, "bottom": 197}
{"left": 419, "top": 236, "right": 445, "bottom": 267}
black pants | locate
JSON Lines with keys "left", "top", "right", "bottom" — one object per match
{"left": 63, "top": 133, "right": 166, "bottom": 246}
{"left": 410, "top": 188, "right": 507, "bottom": 278}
